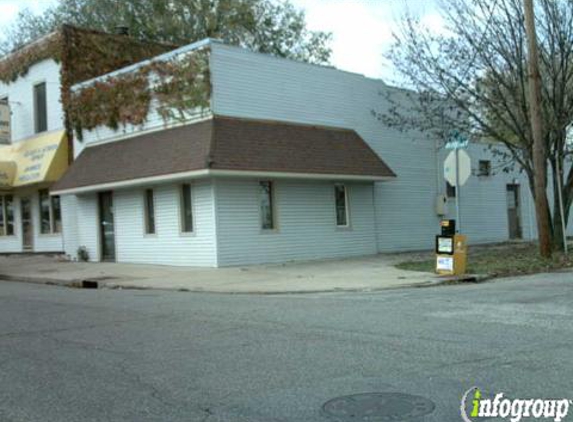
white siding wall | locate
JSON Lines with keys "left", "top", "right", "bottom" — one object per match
{"left": 0, "top": 59, "right": 64, "bottom": 143}
{"left": 61, "top": 195, "right": 80, "bottom": 258}
{"left": 437, "top": 144, "right": 537, "bottom": 244}
{"left": 113, "top": 180, "right": 217, "bottom": 266}
{"left": 66, "top": 180, "right": 218, "bottom": 266}
{"left": 215, "top": 179, "right": 377, "bottom": 266}
{"left": 210, "top": 44, "right": 536, "bottom": 252}
{"left": 74, "top": 193, "right": 101, "bottom": 262}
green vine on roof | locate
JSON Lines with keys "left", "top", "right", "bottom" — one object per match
{"left": 0, "top": 25, "right": 178, "bottom": 162}
{"left": 69, "top": 49, "right": 211, "bottom": 140}
{"left": 0, "top": 33, "right": 63, "bottom": 84}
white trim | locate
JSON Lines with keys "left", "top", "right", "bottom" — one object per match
{"left": 52, "top": 170, "right": 211, "bottom": 195}
{"left": 211, "top": 170, "right": 394, "bottom": 182}
{"left": 52, "top": 170, "right": 394, "bottom": 196}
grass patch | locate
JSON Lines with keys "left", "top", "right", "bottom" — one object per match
{"left": 395, "top": 242, "right": 573, "bottom": 278}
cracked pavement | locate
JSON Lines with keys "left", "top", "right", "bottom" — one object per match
{"left": 0, "top": 272, "right": 572, "bottom": 421}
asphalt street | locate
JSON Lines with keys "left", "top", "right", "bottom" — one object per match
{"left": 0, "top": 272, "right": 571, "bottom": 422}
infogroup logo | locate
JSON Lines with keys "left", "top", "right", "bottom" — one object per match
{"left": 461, "top": 387, "right": 572, "bottom": 422}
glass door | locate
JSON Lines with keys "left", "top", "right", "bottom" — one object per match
{"left": 98, "top": 192, "right": 115, "bottom": 261}
{"left": 21, "top": 197, "right": 33, "bottom": 250}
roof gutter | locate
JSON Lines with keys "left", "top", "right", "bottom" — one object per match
{"left": 51, "top": 169, "right": 394, "bottom": 196}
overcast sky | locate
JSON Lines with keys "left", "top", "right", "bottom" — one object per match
{"left": 0, "top": 0, "right": 443, "bottom": 82}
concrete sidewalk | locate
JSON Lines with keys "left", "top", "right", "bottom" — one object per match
{"left": 0, "top": 253, "right": 445, "bottom": 294}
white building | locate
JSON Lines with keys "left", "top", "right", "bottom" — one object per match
{"left": 48, "top": 38, "right": 566, "bottom": 267}
{"left": 0, "top": 26, "right": 175, "bottom": 255}
{"left": 0, "top": 45, "right": 67, "bottom": 254}
{"left": 2, "top": 34, "right": 566, "bottom": 266}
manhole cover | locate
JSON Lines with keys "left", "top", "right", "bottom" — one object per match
{"left": 322, "top": 392, "right": 435, "bottom": 421}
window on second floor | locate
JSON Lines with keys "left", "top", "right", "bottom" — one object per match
{"left": 479, "top": 160, "right": 492, "bottom": 177}
{"left": 34, "top": 82, "right": 47, "bottom": 133}
{"left": 0, "top": 96, "right": 9, "bottom": 144}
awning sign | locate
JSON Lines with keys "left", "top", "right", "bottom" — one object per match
{"left": 0, "top": 130, "right": 67, "bottom": 189}
{"left": 0, "top": 102, "right": 10, "bottom": 144}
{"left": 0, "top": 161, "right": 16, "bottom": 188}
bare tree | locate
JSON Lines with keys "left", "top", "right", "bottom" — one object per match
{"left": 376, "top": 0, "right": 573, "bottom": 253}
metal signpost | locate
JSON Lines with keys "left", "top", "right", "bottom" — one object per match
{"left": 444, "top": 131, "right": 470, "bottom": 232}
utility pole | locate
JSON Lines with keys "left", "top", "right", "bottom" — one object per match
{"left": 524, "top": 0, "right": 553, "bottom": 258}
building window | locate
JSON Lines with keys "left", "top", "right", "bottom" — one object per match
{"left": 51, "top": 195, "right": 62, "bottom": 233}
{"left": 446, "top": 181, "right": 456, "bottom": 198}
{"left": 0, "top": 195, "right": 14, "bottom": 236}
{"left": 0, "top": 96, "right": 9, "bottom": 144}
{"left": 39, "top": 189, "right": 51, "bottom": 234}
{"left": 334, "top": 184, "right": 349, "bottom": 227}
{"left": 479, "top": 160, "right": 492, "bottom": 177}
{"left": 34, "top": 82, "right": 47, "bottom": 133}
{"left": 39, "top": 189, "right": 61, "bottom": 234}
{"left": 144, "top": 189, "right": 156, "bottom": 234}
{"left": 259, "top": 181, "right": 275, "bottom": 230}
{"left": 180, "top": 184, "right": 193, "bottom": 233}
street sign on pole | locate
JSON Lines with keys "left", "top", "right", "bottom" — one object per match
{"left": 444, "top": 150, "right": 471, "bottom": 187}
{"left": 444, "top": 148, "right": 471, "bottom": 233}
{"left": 445, "top": 130, "right": 469, "bottom": 150}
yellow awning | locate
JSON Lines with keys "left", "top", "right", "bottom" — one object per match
{"left": 0, "top": 161, "right": 16, "bottom": 189}
{"left": 0, "top": 130, "right": 67, "bottom": 189}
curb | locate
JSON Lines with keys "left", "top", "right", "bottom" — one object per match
{"left": 0, "top": 273, "right": 491, "bottom": 295}
{"left": 423, "top": 274, "right": 492, "bottom": 287}
{"left": 0, "top": 274, "right": 80, "bottom": 287}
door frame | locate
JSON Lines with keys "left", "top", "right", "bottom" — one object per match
{"left": 98, "top": 191, "right": 116, "bottom": 262}
{"left": 20, "top": 196, "right": 34, "bottom": 251}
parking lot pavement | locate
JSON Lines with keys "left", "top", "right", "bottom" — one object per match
{"left": 0, "top": 272, "right": 571, "bottom": 421}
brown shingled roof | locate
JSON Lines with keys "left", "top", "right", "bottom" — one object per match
{"left": 52, "top": 117, "right": 396, "bottom": 192}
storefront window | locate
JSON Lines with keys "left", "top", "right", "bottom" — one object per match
{"left": 51, "top": 195, "right": 62, "bottom": 233}
{"left": 0, "top": 195, "right": 14, "bottom": 236}
{"left": 38, "top": 190, "right": 60, "bottom": 234}
{"left": 5, "top": 195, "right": 13, "bottom": 235}
{"left": 39, "top": 189, "right": 51, "bottom": 234}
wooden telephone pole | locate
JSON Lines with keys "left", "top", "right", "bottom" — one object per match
{"left": 524, "top": 0, "right": 553, "bottom": 258}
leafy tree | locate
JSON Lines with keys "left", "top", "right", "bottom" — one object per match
{"left": 0, "top": 0, "right": 331, "bottom": 64}
{"left": 377, "top": 0, "right": 573, "bottom": 252}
